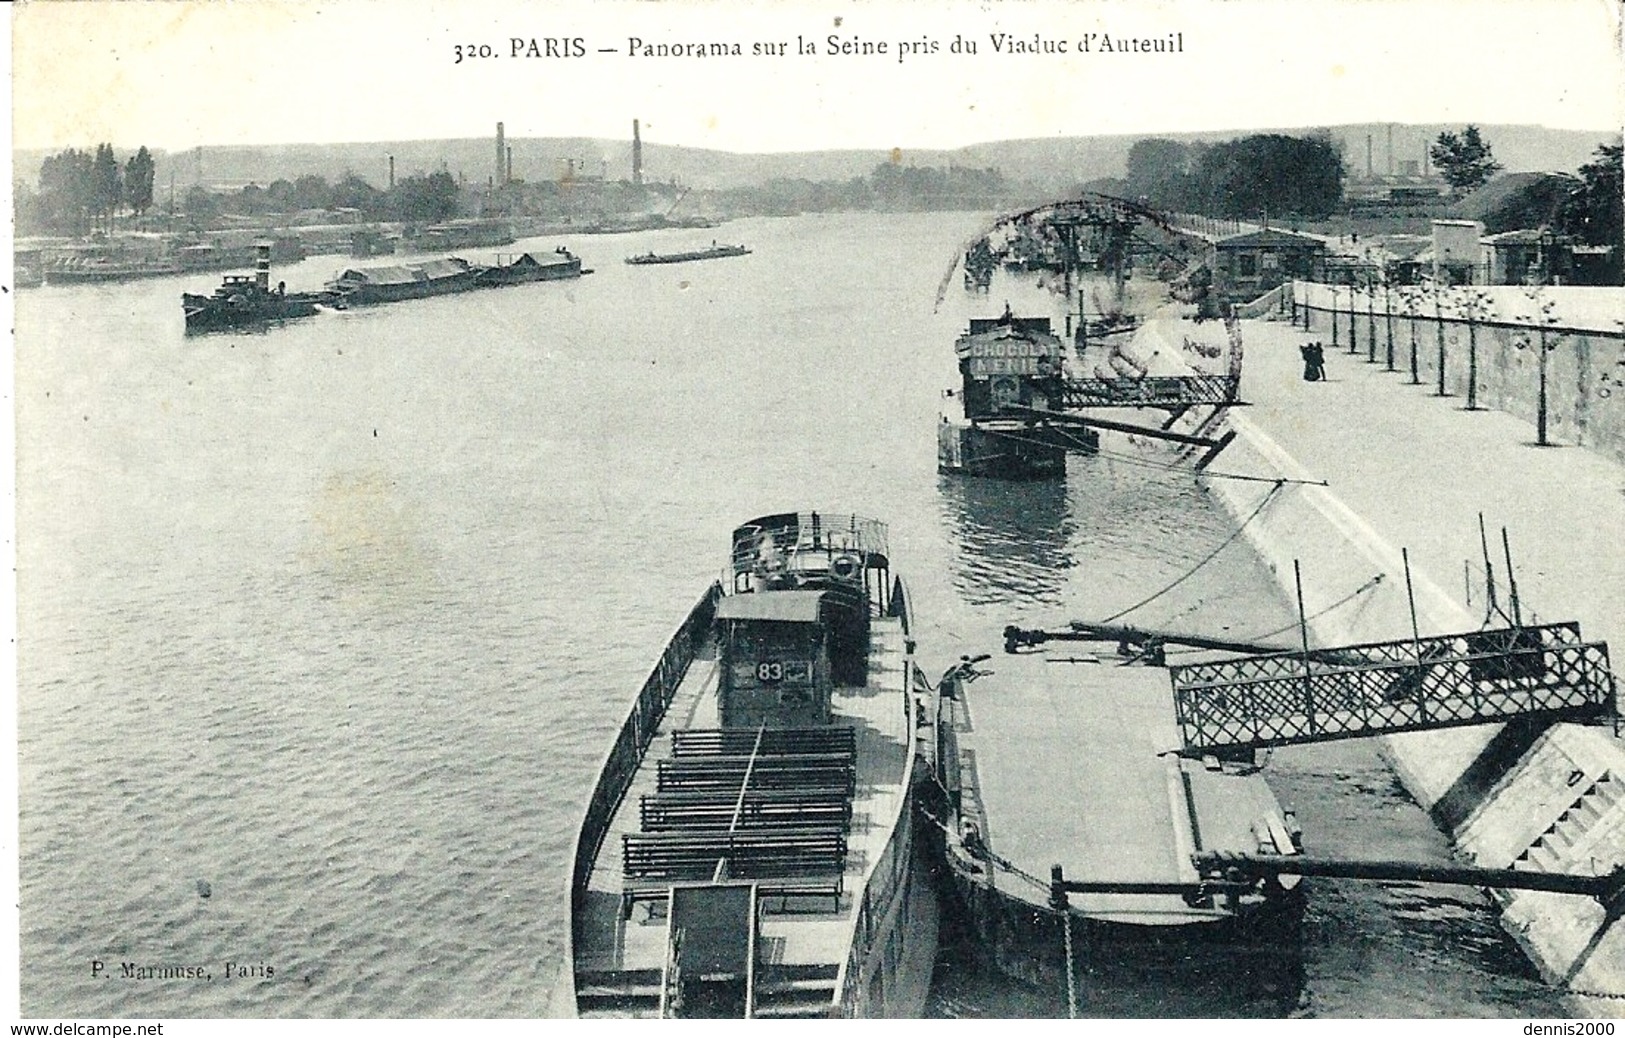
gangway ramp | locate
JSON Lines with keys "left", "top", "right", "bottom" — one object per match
{"left": 1170, "top": 622, "right": 1615, "bottom": 756}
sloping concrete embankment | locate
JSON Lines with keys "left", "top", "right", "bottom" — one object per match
{"left": 1197, "top": 320, "right": 1625, "bottom": 1012}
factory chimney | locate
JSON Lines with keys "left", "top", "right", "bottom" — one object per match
{"left": 1366, "top": 134, "right": 1373, "bottom": 178}
{"left": 1386, "top": 124, "right": 1395, "bottom": 176}
{"left": 496, "top": 122, "right": 506, "bottom": 186}
{"left": 632, "top": 119, "right": 644, "bottom": 186}
{"left": 507, "top": 146, "right": 514, "bottom": 185}
{"left": 388, "top": 155, "right": 395, "bottom": 191}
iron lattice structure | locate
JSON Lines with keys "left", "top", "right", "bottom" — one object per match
{"left": 1059, "top": 373, "right": 1241, "bottom": 409}
{"left": 1170, "top": 623, "right": 1616, "bottom": 755}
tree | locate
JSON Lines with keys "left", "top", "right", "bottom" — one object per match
{"left": 329, "top": 171, "right": 383, "bottom": 214}
{"left": 1124, "top": 138, "right": 1192, "bottom": 209}
{"left": 123, "top": 145, "right": 156, "bottom": 219}
{"left": 1560, "top": 143, "right": 1622, "bottom": 248}
{"left": 387, "top": 170, "right": 461, "bottom": 221}
{"left": 1184, "top": 134, "right": 1343, "bottom": 219}
{"left": 91, "top": 143, "right": 122, "bottom": 232}
{"left": 1430, "top": 126, "right": 1503, "bottom": 195}
{"left": 37, "top": 148, "right": 94, "bottom": 233}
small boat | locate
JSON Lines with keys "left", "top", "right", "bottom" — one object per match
{"left": 323, "top": 256, "right": 482, "bottom": 306}
{"left": 565, "top": 512, "right": 937, "bottom": 1018}
{"left": 473, "top": 248, "right": 583, "bottom": 286}
{"left": 923, "top": 629, "right": 1305, "bottom": 1013}
{"left": 625, "top": 242, "right": 750, "bottom": 265}
{"left": 45, "top": 255, "right": 183, "bottom": 284}
{"left": 182, "top": 244, "right": 329, "bottom": 332}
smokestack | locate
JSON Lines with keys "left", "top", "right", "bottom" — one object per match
{"left": 507, "top": 146, "right": 513, "bottom": 184}
{"left": 1386, "top": 124, "right": 1394, "bottom": 176}
{"left": 255, "top": 242, "right": 270, "bottom": 291}
{"left": 1366, "top": 134, "right": 1373, "bottom": 177}
{"left": 388, "top": 155, "right": 395, "bottom": 190}
{"left": 1423, "top": 142, "right": 1430, "bottom": 175}
{"left": 633, "top": 119, "right": 644, "bottom": 186}
{"left": 496, "top": 121, "right": 506, "bottom": 186}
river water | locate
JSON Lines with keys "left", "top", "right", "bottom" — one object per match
{"left": 15, "top": 212, "right": 1568, "bottom": 1018}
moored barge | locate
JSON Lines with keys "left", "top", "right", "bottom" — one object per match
{"left": 324, "top": 256, "right": 482, "bottom": 305}
{"left": 625, "top": 243, "right": 750, "bottom": 265}
{"left": 565, "top": 512, "right": 937, "bottom": 1018}
{"left": 924, "top": 634, "right": 1304, "bottom": 1013}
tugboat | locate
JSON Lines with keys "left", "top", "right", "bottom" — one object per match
{"left": 182, "top": 244, "right": 330, "bottom": 332}
{"left": 625, "top": 242, "right": 750, "bottom": 265}
{"left": 564, "top": 512, "right": 937, "bottom": 1018}
{"left": 923, "top": 626, "right": 1305, "bottom": 1015}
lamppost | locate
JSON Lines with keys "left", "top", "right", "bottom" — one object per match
{"left": 1364, "top": 259, "right": 1378, "bottom": 364}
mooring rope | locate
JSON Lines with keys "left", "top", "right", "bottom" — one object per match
{"left": 1060, "top": 904, "right": 1080, "bottom": 1018}
{"left": 1097, "top": 479, "right": 1286, "bottom": 624}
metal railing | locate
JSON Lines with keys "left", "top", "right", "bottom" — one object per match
{"left": 1170, "top": 622, "right": 1616, "bottom": 754}
{"left": 565, "top": 582, "right": 724, "bottom": 960}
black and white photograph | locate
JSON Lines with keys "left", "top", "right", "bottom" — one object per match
{"left": 6, "top": 0, "right": 1624, "bottom": 1026}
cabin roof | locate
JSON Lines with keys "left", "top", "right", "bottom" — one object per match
{"left": 1213, "top": 228, "right": 1327, "bottom": 251}
{"left": 715, "top": 591, "right": 825, "bottom": 623}
{"left": 417, "top": 258, "right": 470, "bottom": 278}
{"left": 338, "top": 265, "right": 417, "bottom": 285}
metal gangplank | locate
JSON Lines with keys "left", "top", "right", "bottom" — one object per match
{"left": 1169, "top": 622, "right": 1616, "bottom": 756}
{"left": 1058, "top": 372, "right": 1240, "bottom": 410}
{"left": 1002, "top": 620, "right": 1616, "bottom": 756}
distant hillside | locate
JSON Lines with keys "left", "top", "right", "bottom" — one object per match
{"left": 13, "top": 123, "right": 1616, "bottom": 195}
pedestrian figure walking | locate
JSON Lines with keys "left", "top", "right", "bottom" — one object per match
{"left": 1299, "top": 341, "right": 1326, "bottom": 381}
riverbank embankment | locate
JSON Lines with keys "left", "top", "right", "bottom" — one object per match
{"left": 1201, "top": 311, "right": 1625, "bottom": 1012}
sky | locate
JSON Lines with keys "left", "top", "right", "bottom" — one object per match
{"left": 9, "top": 0, "right": 1624, "bottom": 155}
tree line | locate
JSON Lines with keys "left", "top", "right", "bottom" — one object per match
{"left": 1121, "top": 133, "right": 1347, "bottom": 220}
{"left": 15, "top": 149, "right": 464, "bottom": 235}
{"left": 17, "top": 144, "right": 156, "bottom": 235}
{"left": 180, "top": 170, "right": 463, "bottom": 225}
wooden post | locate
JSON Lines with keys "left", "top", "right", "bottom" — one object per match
{"left": 1050, "top": 864, "right": 1079, "bottom": 1019}
{"left": 1434, "top": 288, "right": 1448, "bottom": 397}
{"left": 1384, "top": 280, "right": 1396, "bottom": 371}
{"left": 1294, "top": 560, "right": 1317, "bottom": 733}
{"left": 1466, "top": 294, "right": 1481, "bottom": 410}
{"left": 1366, "top": 278, "right": 1377, "bottom": 364}
{"left": 1331, "top": 286, "right": 1340, "bottom": 349}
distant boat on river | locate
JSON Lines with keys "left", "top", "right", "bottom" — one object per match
{"left": 625, "top": 242, "right": 750, "bottom": 266}
{"left": 182, "top": 244, "right": 330, "bottom": 332}
{"left": 474, "top": 248, "right": 585, "bottom": 286}
{"left": 324, "top": 257, "right": 482, "bottom": 305}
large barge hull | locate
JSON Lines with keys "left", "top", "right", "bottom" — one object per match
{"left": 937, "top": 419, "right": 1091, "bottom": 480}
{"left": 935, "top": 836, "right": 1304, "bottom": 1016}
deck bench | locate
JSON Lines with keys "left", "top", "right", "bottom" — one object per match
{"left": 621, "top": 827, "right": 848, "bottom": 917}
{"left": 620, "top": 871, "right": 845, "bottom": 917}
{"left": 639, "top": 798, "right": 852, "bottom": 832}
{"left": 672, "top": 727, "right": 857, "bottom": 759}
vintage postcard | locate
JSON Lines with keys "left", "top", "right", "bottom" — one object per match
{"left": 7, "top": 0, "right": 1624, "bottom": 1029}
